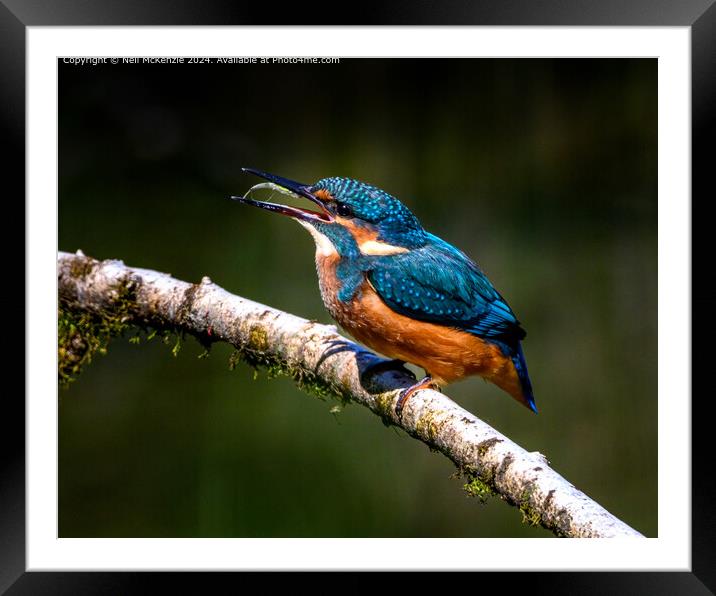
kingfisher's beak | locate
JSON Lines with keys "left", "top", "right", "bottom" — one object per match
{"left": 229, "top": 167, "right": 333, "bottom": 223}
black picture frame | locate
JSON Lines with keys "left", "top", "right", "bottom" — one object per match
{"left": 5, "top": 1, "right": 713, "bottom": 592}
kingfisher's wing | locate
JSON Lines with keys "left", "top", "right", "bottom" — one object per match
{"left": 366, "top": 233, "right": 525, "bottom": 342}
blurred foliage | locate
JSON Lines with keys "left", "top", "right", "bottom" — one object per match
{"left": 59, "top": 58, "right": 656, "bottom": 537}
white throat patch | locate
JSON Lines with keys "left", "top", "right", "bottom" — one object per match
{"left": 297, "top": 220, "right": 338, "bottom": 257}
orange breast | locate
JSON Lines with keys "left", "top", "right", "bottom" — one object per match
{"left": 314, "top": 254, "right": 528, "bottom": 408}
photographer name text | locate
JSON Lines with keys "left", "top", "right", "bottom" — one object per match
{"left": 62, "top": 57, "right": 340, "bottom": 66}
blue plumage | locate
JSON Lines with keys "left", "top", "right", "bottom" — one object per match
{"left": 511, "top": 343, "right": 537, "bottom": 413}
{"left": 313, "top": 177, "right": 426, "bottom": 248}
{"left": 365, "top": 230, "right": 536, "bottom": 413}
{"left": 368, "top": 232, "right": 525, "bottom": 343}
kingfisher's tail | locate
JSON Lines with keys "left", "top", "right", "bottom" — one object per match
{"left": 512, "top": 343, "right": 537, "bottom": 414}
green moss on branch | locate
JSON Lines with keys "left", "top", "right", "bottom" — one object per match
{"left": 452, "top": 464, "right": 497, "bottom": 503}
{"left": 58, "top": 278, "right": 138, "bottom": 386}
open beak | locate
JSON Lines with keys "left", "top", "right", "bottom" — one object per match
{"left": 229, "top": 168, "right": 333, "bottom": 223}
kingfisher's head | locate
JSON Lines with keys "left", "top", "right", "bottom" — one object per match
{"left": 230, "top": 168, "right": 427, "bottom": 258}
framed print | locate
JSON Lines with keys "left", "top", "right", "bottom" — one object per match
{"left": 6, "top": 0, "right": 714, "bottom": 592}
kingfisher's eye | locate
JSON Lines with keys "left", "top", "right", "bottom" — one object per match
{"left": 336, "top": 203, "right": 353, "bottom": 217}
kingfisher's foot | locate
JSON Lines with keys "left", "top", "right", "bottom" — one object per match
{"left": 395, "top": 375, "right": 434, "bottom": 419}
{"left": 360, "top": 358, "right": 416, "bottom": 385}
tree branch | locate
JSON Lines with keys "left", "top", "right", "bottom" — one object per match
{"left": 57, "top": 250, "right": 643, "bottom": 538}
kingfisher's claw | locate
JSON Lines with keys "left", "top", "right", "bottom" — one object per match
{"left": 360, "top": 358, "right": 415, "bottom": 385}
{"left": 394, "top": 375, "right": 435, "bottom": 420}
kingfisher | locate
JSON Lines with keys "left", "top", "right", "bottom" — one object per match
{"left": 230, "top": 168, "right": 536, "bottom": 417}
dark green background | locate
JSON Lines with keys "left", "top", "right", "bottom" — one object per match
{"left": 59, "top": 58, "right": 657, "bottom": 537}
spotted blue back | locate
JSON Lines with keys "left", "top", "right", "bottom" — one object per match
{"left": 367, "top": 233, "right": 525, "bottom": 343}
